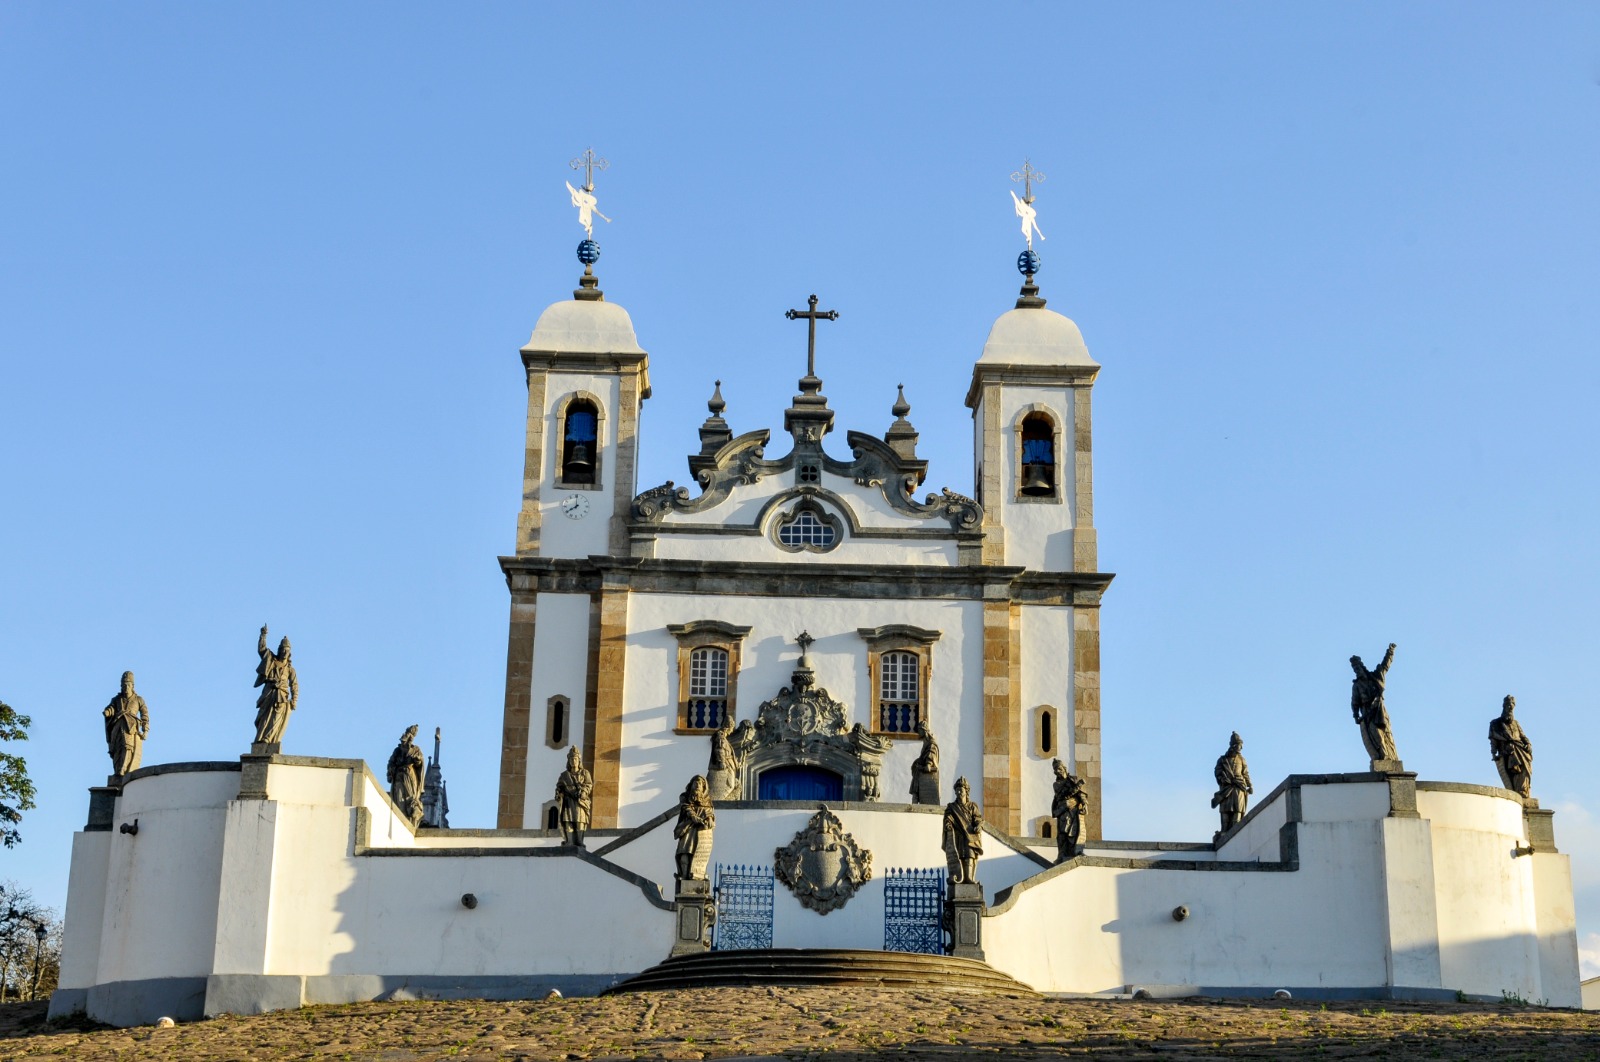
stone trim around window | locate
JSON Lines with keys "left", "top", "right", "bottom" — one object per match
{"left": 1012, "top": 403, "right": 1064, "bottom": 504}
{"left": 668, "top": 621, "right": 754, "bottom": 733}
{"left": 1033, "top": 704, "right": 1059, "bottom": 758}
{"left": 857, "top": 625, "right": 940, "bottom": 738}
{"left": 545, "top": 695, "right": 571, "bottom": 750}
{"left": 770, "top": 496, "right": 844, "bottom": 553}
{"left": 554, "top": 390, "right": 607, "bottom": 492}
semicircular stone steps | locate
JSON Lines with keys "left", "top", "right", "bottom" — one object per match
{"left": 604, "top": 948, "right": 1037, "bottom": 996}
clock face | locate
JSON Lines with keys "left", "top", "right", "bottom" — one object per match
{"left": 560, "top": 493, "right": 590, "bottom": 520}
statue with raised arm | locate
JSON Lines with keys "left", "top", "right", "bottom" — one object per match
{"left": 673, "top": 774, "right": 716, "bottom": 882}
{"left": 386, "top": 724, "right": 425, "bottom": 827}
{"left": 103, "top": 671, "right": 149, "bottom": 779}
{"left": 252, "top": 624, "right": 299, "bottom": 748}
{"left": 909, "top": 720, "right": 941, "bottom": 805}
{"left": 941, "top": 776, "right": 984, "bottom": 885}
{"left": 1350, "top": 642, "right": 1399, "bottom": 764}
{"left": 554, "top": 745, "right": 593, "bottom": 847}
{"left": 1488, "top": 695, "right": 1533, "bottom": 798}
{"left": 565, "top": 180, "right": 611, "bottom": 240}
{"left": 1210, "top": 731, "right": 1253, "bottom": 839}
{"left": 1010, "top": 189, "right": 1045, "bottom": 248}
{"left": 1050, "top": 759, "right": 1088, "bottom": 863}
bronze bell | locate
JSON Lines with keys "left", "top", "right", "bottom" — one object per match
{"left": 564, "top": 443, "right": 595, "bottom": 483}
{"left": 1020, "top": 463, "right": 1054, "bottom": 496}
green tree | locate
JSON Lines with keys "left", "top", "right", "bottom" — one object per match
{"left": 0, "top": 701, "right": 36, "bottom": 848}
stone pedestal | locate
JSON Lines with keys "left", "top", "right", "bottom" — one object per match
{"left": 238, "top": 755, "right": 273, "bottom": 801}
{"left": 671, "top": 878, "right": 714, "bottom": 957}
{"left": 251, "top": 741, "right": 282, "bottom": 757}
{"left": 946, "top": 881, "right": 985, "bottom": 961}
{"left": 1382, "top": 771, "right": 1419, "bottom": 819}
{"left": 1369, "top": 758, "right": 1405, "bottom": 774}
{"left": 85, "top": 786, "right": 119, "bottom": 832}
{"left": 1523, "top": 801, "right": 1557, "bottom": 853}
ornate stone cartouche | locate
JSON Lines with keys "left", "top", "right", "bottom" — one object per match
{"left": 773, "top": 804, "right": 873, "bottom": 914}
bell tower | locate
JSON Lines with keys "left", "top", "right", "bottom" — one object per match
{"left": 498, "top": 168, "right": 650, "bottom": 827}
{"left": 964, "top": 162, "right": 1110, "bottom": 840}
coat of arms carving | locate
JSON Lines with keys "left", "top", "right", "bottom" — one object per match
{"left": 773, "top": 804, "right": 874, "bottom": 914}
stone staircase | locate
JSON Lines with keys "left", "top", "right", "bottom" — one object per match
{"left": 604, "top": 948, "right": 1037, "bottom": 995}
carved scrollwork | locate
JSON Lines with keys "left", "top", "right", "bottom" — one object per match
{"left": 632, "top": 480, "right": 692, "bottom": 519}
{"left": 926, "top": 487, "right": 982, "bottom": 530}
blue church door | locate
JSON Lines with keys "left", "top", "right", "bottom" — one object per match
{"left": 757, "top": 765, "right": 843, "bottom": 801}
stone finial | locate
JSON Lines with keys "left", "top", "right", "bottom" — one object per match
{"left": 386, "top": 724, "right": 425, "bottom": 828}
{"left": 1210, "top": 731, "right": 1253, "bottom": 842}
{"left": 1350, "top": 643, "right": 1401, "bottom": 769}
{"left": 252, "top": 624, "right": 299, "bottom": 752}
{"left": 1050, "top": 759, "right": 1088, "bottom": 863}
{"left": 884, "top": 383, "right": 920, "bottom": 462}
{"left": 421, "top": 726, "right": 449, "bottom": 828}
{"left": 1489, "top": 695, "right": 1533, "bottom": 798}
{"left": 695, "top": 379, "right": 733, "bottom": 459}
{"left": 103, "top": 671, "right": 149, "bottom": 782}
{"left": 555, "top": 745, "right": 593, "bottom": 846}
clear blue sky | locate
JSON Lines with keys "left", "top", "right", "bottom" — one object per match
{"left": 3, "top": 5, "right": 1598, "bottom": 974}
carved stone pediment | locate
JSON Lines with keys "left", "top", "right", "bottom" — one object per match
{"left": 728, "top": 641, "right": 887, "bottom": 802}
{"left": 755, "top": 670, "right": 847, "bottom": 742}
{"left": 635, "top": 427, "right": 983, "bottom": 535}
{"left": 773, "top": 804, "right": 873, "bottom": 914}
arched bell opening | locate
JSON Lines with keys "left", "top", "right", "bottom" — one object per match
{"left": 561, "top": 399, "right": 599, "bottom": 485}
{"left": 1019, "top": 412, "right": 1057, "bottom": 497}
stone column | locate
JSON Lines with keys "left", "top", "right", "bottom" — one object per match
{"left": 1071, "top": 604, "right": 1103, "bottom": 841}
{"left": 496, "top": 586, "right": 537, "bottom": 828}
{"left": 981, "top": 589, "right": 1021, "bottom": 834}
{"left": 587, "top": 567, "right": 632, "bottom": 829}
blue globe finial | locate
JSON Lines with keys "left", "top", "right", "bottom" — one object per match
{"left": 577, "top": 239, "right": 601, "bottom": 266}
{"left": 1017, "top": 248, "right": 1041, "bottom": 277}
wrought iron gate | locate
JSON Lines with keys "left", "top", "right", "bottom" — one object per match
{"left": 883, "top": 867, "right": 946, "bottom": 954}
{"left": 712, "top": 863, "right": 774, "bottom": 951}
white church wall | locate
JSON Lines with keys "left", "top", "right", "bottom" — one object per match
{"left": 1416, "top": 788, "right": 1550, "bottom": 1002}
{"left": 985, "top": 818, "right": 1395, "bottom": 993}
{"left": 617, "top": 593, "right": 985, "bottom": 823}
{"left": 1020, "top": 604, "right": 1072, "bottom": 828}
{"left": 537, "top": 372, "right": 622, "bottom": 560}
{"left": 95, "top": 771, "right": 234, "bottom": 985}
{"left": 55, "top": 830, "right": 111, "bottom": 993}
{"left": 1529, "top": 852, "right": 1583, "bottom": 1008}
{"left": 523, "top": 591, "right": 593, "bottom": 824}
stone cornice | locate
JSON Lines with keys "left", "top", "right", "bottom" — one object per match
{"left": 965, "top": 362, "right": 1100, "bottom": 409}
{"left": 499, "top": 555, "right": 1113, "bottom": 605}
{"left": 521, "top": 349, "right": 652, "bottom": 400}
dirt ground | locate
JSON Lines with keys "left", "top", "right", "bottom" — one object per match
{"left": 4, "top": 987, "right": 1600, "bottom": 1061}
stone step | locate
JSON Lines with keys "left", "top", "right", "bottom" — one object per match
{"left": 606, "top": 948, "right": 1037, "bottom": 996}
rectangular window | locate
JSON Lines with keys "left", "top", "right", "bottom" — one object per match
{"left": 878, "top": 650, "right": 920, "bottom": 733}
{"left": 686, "top": 646, "right": 729, "bottom": 730}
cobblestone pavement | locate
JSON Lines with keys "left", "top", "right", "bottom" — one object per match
{"left": 5, "top": 988, "right": 1600, "bottom": 1061}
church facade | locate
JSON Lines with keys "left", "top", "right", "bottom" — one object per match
{"left": 496, "top": 270, "right": 1107, "bottom": 843}
{"left": 48, "top": 216, "right": 1583, "bottom": 1026}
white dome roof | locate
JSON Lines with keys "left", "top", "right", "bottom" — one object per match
{"left": 522, "top": 298, "right": 646, "bottom": 355}
{"left": 978, "top": 306, "right": 1096, "bottom": 367}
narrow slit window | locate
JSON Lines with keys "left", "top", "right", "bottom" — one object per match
{"left": 1041, "top": 708, "right": 1054, "bottom": 754}
{"left": 544, "top": 805, "right": 559, "bottom": 832}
